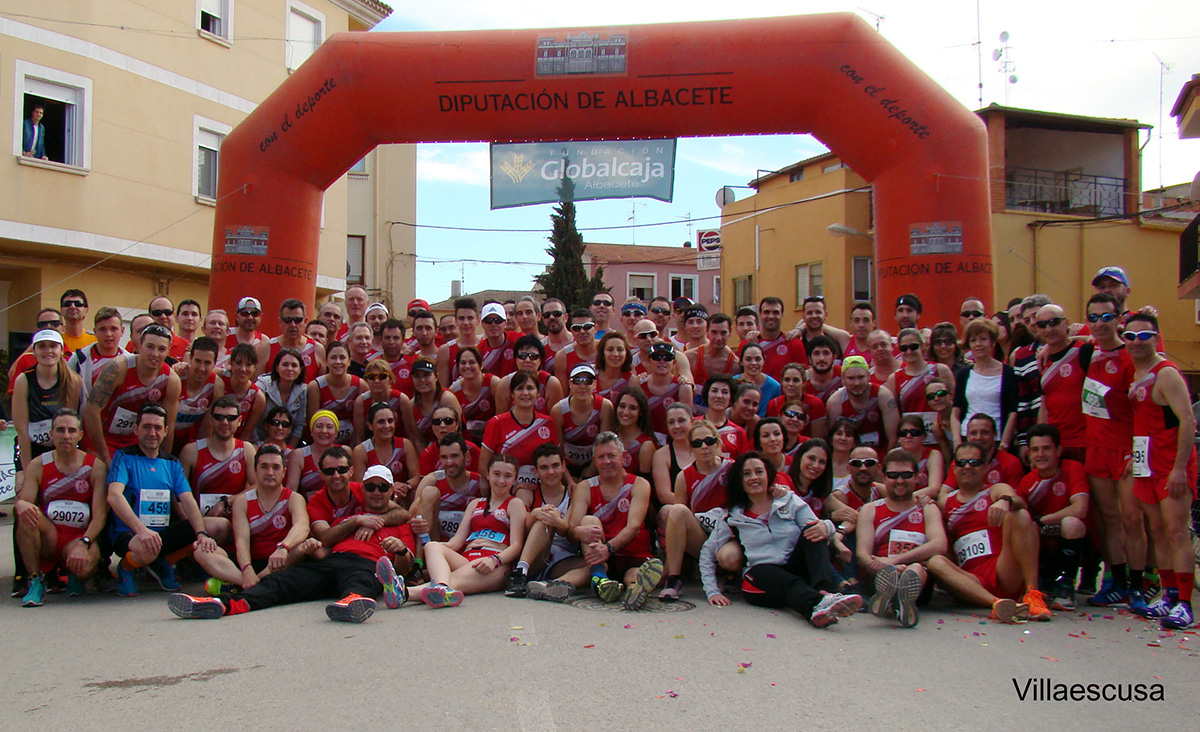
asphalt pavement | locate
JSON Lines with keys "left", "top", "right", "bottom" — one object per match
{"left": 0, "top": 515, "right": 1196, "bottom": 731}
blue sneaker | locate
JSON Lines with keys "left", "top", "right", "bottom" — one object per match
{"left": 145, "top": 559, "right": 182, "bottom": 592}
{"left": 1161, "top": 602, "right": 1194, "bottom": 630}
{"left": 1138, "top": 595, "right": 1174, "bottom": 619}
{"left": 117, "top": 565, "right": 139, "bottom": 597}
{"left": 66, "top": 575, "right": 86, "bottom": 598}
{"left": 1128, "top": 590, "right": 1151, "bottom": 616}
{"left": 21, "top": 575, "right": 46, "bottom": 607}
{"left": 375, "top": 556, "right": 407, "bottom": 609}
{"left": 1086, "top": 586, "right": 1129, "bottom": 607}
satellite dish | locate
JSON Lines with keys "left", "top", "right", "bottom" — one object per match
{"left": 1009, "top": 75, "right": 1019, "bottom": 84}
{"left": 992, "top": 49, "right": 1002, "bottom": 61}
{"left": 999, "top": 31, "right": 1009, "bottom": 42}
{"left": 715, "top": 186, "right": 737, "bottom": 207}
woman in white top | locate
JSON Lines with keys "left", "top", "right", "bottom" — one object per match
{"left": 950, "top": 318, "right": 1017, "bottom": 449}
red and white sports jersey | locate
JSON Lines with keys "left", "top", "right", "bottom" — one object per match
{"left": 805, "top": 368, "right": 842, "bottom": 403}
{"left": 245, "top": 487, "right": 294, "bottom": 560}
{"left": 451, "top": 379, "right": 496, "bottom": 444}
{"left": 943, "top": 450, "right": 1026, "bottom": 490}
{"left": 766, "top": 392, "right": 826, "bottom": 438}
{"left": 894, "top": 364, "right": 937, "bottom": 415}
{"left": 681, "top": 459, "right": 732, "bottom": 514}
{"left": 690, "top": 345, "right": 737, "bottom": 388}
{"left": 479, "top": 332, "right": 520, "bottom": 378}
{"left": 359, "top": 436, "right": 411, "bottom": 484}
{"left": 715, "top": 420, "right": 749, "bottom": 458}
{"left": 388, "top": 357, "right": 415, "bottom": 398}
{"left": 174, "top": 373, "right": 217, "bottom": 449}
{"left": 559, "top": 394, "right": 605, "bottom": 469}
{"left": 1016, "top": 459, "right": 1089, "bottom": 519}
{"left": 464, "top": 495, "right": 515, "bottom": 546}
{"left": 596, "top": 371, "right": 632, "bottom": 404}
{"left": 832, "top": 481, "right": 883, "bottom": 512}
{"left": 312, "top": 374, "right": 363, "bottom": 444}
{"left": 481, "top": 411, "right": 555, "bottom": 486}
{"left": 219, "top": 374, "right": 262, "bottom": 418}
{"left": 102, "top": 361, "right": 172, "bottom": 451}
{"left": 434, "top": 470, "right": 482, "bottom": 537}
{"left": 645, "top": 377, "right": 682, "bottom": 439}
{"left": 307, "top": 482, "right": 366, "bottom": 526}
{"left": 266, "top": 337, "right": 321, "bottom": 382}
{"left": 1130, "top": 360, "right": 1199, "bottom": 478}
{"left": 621, "top": 432, "right": 657, "bottom": 476}
{"left": 1082, "top": 343, "right": 1135, "bottom": 447}
{"left": 191, "top": 438, "right": 250, "bottom": 513}
{"left": 843, "top": 337, "right": 872, "bottom": 364}
{"left": 226, "top": 331, "right": 267, "bottom": 351}
{"left": 944, "top": 488, "right": 1002, "bottom": 572}
{"left": 359, "top": 390, "right": 407, "bottom": 435}
{"left": 586, "top": 473, "right": 651, "bottom": 557}
{"left": 541, "top": 338, "right": 567, "bottom": 375}
{"left": 758, "top": 334, "right": 808, "bottom": 381}
{"left": 556, "top": 342, "right": 596, "bottom": 377}
{"left": 1040, "top": 343, "right": 1087, "bottom": 449}
{"left": 295, "top": 444, "right": 325, "bottom": 499}
{"left": 419, "top": 440, "right": 480, "bottom": 475}
{"left": 833, "top": 384, "right": 884, "bottom": 446}
{"left": 870, "top": 498, "right": 929, "bottom": 557}
{"left": 38, "top": 453, "right": 97, "bottom": 537}
{"left": 70, "top": 345, "right": 125, "bottom": 398}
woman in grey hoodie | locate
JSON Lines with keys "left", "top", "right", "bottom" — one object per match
{"left": 700, "top": 452, "right": 863, "bottom": 628}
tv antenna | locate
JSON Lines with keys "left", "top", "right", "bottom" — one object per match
{"left": 858, "top": 7, "right": 885, "bottom": 31}
{"left": 1154, "top": 53, "right": 1173, "bottom": 189}
{"left": 992, "top": 31, "right": 1017, "bottom": 106}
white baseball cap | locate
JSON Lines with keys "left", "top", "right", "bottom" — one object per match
{"left": 570, "top": 363, "right": 597, "bottom": 379}
{"left": 363, "top": 465, "right": 394, "bottom": 484}
{"left": 237, "top": 297, "right": 262, "bottom": 312}
{"left": 365, "top": 302, "right": 389, "bottom": 316}
{"left": 32, "top": 329, "right": 64, "bottom": 346}
{"left": 481, "top": 302, "right": 507, "bottom": 321}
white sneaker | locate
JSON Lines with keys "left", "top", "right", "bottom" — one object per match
{"left": 810, "top": 592, "right": 863, "bottom": 628}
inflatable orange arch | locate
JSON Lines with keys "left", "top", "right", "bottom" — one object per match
{"left": 209, "top": 13, "right": 992, "bottom": 330}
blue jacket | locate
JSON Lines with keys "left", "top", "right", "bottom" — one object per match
{"left": 23, "top": 118, "right": 46, "bottom": 159}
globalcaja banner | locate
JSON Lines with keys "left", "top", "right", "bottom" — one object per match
{"left": 490, "top": 139, "right": 676, "bottom": 209}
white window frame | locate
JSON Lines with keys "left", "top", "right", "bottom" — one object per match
{"left": 286, "top": 1, "right": 326, "bottom": 72}
{"left": 193, "top": 115, "right": 232, "bottom": 204}
{"left": 196, "top": 0, "right": 234, "bottom": 45}
{"left": 346, "top": 234, "right": 366, "bottom": 284}
{"left": 795, "top": 261, "right": 824, "bottom": 306}
{"left": 733, "top": 275, "right": 753, "bottom": 310}
{"left": 13, "top": 60, "right": 93, "bottom": 170}
{"left": 626, "top": 272, "right": 657, "bottom": 301}
{"left": 670, "top": 274, "right": 698, "bottom": 303}
{"left": 712, "top": 276, "right": 721, "bottom": 304}
{"left": 822, "top": 161, "right": 844, "bottom": 174}
{"left": 852, "top": 256, "right": 873, "bottom": 303}
{"left": 349, "top": 155, "right": 369, "bottom": 176}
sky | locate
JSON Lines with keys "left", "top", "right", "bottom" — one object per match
{"left": 372, "top": 1, "right": 1200, "bottom": 304}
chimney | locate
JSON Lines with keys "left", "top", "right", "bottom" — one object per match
{"left": 451, "top": 280, "right": 462, "bottom": 298}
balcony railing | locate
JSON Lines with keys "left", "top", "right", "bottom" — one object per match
{"left": 1005, "top": 167, "right": 1125, "bottom": 217}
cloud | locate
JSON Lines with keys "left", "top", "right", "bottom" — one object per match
{"left": 417, "top": 145, "right": 490, "bottom": 185}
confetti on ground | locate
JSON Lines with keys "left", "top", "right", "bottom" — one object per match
{"left": 624, "top": 624, "right": 633, "bottom": 629}
{"left": 667, "top": 690, "right": 678, "bottom": 698}
{"left": 1147, "top": 643, "right": 1161, "bottom": 647}
{"left": 1154, "top": 676, "right": 1163, "bottom": 680}
{"left": 583, "top": 644, "right": 595, "bottom": 649}
{"left": 1041, "top": 656, "right": 1059, "bottom": 661}
{"left": 510, "top": 626, "right": 523, "bottom": 630}
{"left": 673, "top": 634, "right": 685, "bottom": 639}
{"left": 509, "top": 637, "right": 519, "bottom": 642}
{"left": 916, "top": 688, "right": 926, "bottom": 692}
{"left": 766, "top": 634, "right": 777, "bottom": 638}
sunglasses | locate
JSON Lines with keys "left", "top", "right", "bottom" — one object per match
{"left": 1035, "top": 317, "right": 1066, "bottom": 329}
{"left": 649, "top": 352, "right": 675, "bottom": 362}
{"left": 848, "top": 458, "right": 879, "bottom": 468}
{"left": 650, "top": 307, "right": 671, "bottom": 315}
{"left": 954, "top": 457, "right": 984, "bottom": 468}
{"left": 635, "top": 331, "right": 657, "bottom": 340}
{"left": 960, "top": 310, "right": 985, "bottom": 319}
{"left": 690, "top": 436, "right": 721, "bottom": 448}
{"left": 61, "top": 300, "right": 86, "bottom": 308}
{"left": 592, "top": 299, "right": 614, "bottom": 307}
{"left": 570, "top": 376, "right": 596, "bottom": 385}
{"left": 239, "top": 309, "right": 261, "bottom": 317}
{"left": 898, "top": 343, "right": 921, "bottom": 352}
{"left": 430, "top": 417, "right": 457, "bottom": 426}
{"left": 321, "top": 465, "right": 351, "bottom": 476}
{"left": 885, "top": 470, "right": 916, "bottom": 480}
{"left": 932, "top": 338, "right": 956, "bottom": 346}
{"left": 150, "top": 308, "right": 174, "bottom": 318}
{"left": 37, "top": 320, "right": 62, "bottom": 329}
{"left": 211, "top": 413, "right": 240, "bottom": 422}
{"left": 363, "top": 482, "right": 391, "bottom": 493}
{"left": 1121, "top": 330, "right": 1158, "bottom": 342}
{"left": 782, "top": 409, "right": 807, "bottom": 420}
{"left": 542, "top": 310, "right": 565, "bottom": 319}
{"left": 482, "top": 317, "right": 505, "bottom": 325}
{"left": 365, "top": 373, "right": 391, "bottom": 381}
{"left": 925, "top": 389, "right": 950, "bottom": 400}
{"left": 515, "top": 352, "right": 540, "bottom": 360}
{"left": 281, "top": 316, "right": 305, "bottom": 325}
{"left": 570, "top": 323, "right": 596, "bottom": 332}
{"left": 266, "top": 419, "right": 293, "bottom": 428}
{"left": 1087, "top": 312, "right": 1117, "bottom": 323}
{"left": 897, "top": 428, "right": 926, "bottom": 438}
{"left": 622, "top": 308, "right": 646, "bottom": 316}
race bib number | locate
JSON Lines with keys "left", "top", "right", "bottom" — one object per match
{"left": 564, "top": 442, "right": 593, "bottom": 467}
{"left": 466, "top": 420, "right": 486, "bottom": 435}
{"left": 516, "top": 464, "right": 538, "bottom": 485}
{"left": 1039, "top": 522, "right": 1062, "bottom": 537}
{"left": 953, "top": 529, "right": 992, "bottom": 566}
{"left": 696, "top": 508, "right": 722, "bottom": 534}
{"left": 887, "top": 529, "right": 926, "bottom": 557}
{"left": 47, "top": 499, "right": 90, "bottom": 529}
{"left": 466, "top": 528, "right": 506, "bottom": 543}
{"left": 336, "top": 423, "right": 354, "bottom": 443}
{"left": 111, "top": 406, "right": 139, "bottom": 435}
{"left": 27, "top": 418, "right": 53, "bottom": 446}
{"left": 920, "top": 412, "right": 937, "bottom": 445}
{"left": 440, "top": 511, "right": 464, "bottom": 538}
{"left": 1131, "top": 436, "right": 1151, "bottom": 478}
{"left": 1081, "top": 377, "right": 1111, "bottom": 419}
{"left": 138, "top": 488, "right": 171, "bottom": 528}
{"left": 860, "top": 430, "right": 881, "bottom": 446}
{"left": 199, "top": 493, "right": 232, "bottom": 515}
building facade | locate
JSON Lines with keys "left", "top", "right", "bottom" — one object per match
{"left": 1, "top": 0, "right": 414, "bottom": 352}
{"left": 585, "top": 242, "right": 718, "bottom": 309}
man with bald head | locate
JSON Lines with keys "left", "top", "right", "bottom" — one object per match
{"left": 1035, "top": 304, "right": 1087, "bottom": 464}
{"left": 960, "top": 298, "right": 987, "bottom": 333}
{"left": 867, "top": 330, "right": 901, "bottom": 384}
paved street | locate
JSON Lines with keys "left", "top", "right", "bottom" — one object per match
{"left": 1, "top": 517, "right": 1196, "bottom": 731}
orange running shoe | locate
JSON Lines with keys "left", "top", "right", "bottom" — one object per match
{"left": 325, "top": 593, "right": 377, "bottom": 623}
{"left": 1022, "top": 587, "right": 1052, "bottom": 622}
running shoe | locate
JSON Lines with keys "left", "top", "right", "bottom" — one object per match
{"left": 591, "top": 576, "right": 623, "bottom": 603}
{"left": 1136, "top": 594, "right": 1173, "bottom": 619}
{"left": 1143, "top": 570, "right": 1161, "bottom": 600}
{"left": 93, "top": 569, "right": 118, "bottom": 594}
{"left": 658, "top": 576, "right": 683, "bottom": 602}
{"left": 504, "top": 568, "right": 528, "bottom": 598}
{"left": 869, "top": 565, "right": 900, "bottom": 619}
{"left": 168, "top": 593, "right": 226, "bottom": 619}
{"left": 65, "top": 574, "right": 86, "bottom": 598}
{"left": 990, "top": 598, "right": 1022, "bottom": 624}
{"left": 420, "top": 584, "right": 464, "bottom": 609}
{"left": 145, "top": 559, "right": 182, "bottom": 592}
{"left": 1128, "top": 589, "right": 1152, "bottom": 616}
{"left": 326, "top": 593, "right": 377, "bottom": 623}
{"left": 622, "top": 558, "right": 665, "bottom": 611}
{"left": 10, "top": 575, "right": 28, "bottom": 599}
{"left": 21, "top": 575, "right": 46, "bottom": 608}
{"left": 1023, "top": 588, "right": 1052, "bottom": 622}
{"left": 895, "top": 568, "right": 922, "bottom": 628}
{"left": 375, "top": 556, "right": 408, "bottom": 609}
{"left": 527, "top": 579, "right": 574, "bottom": 603}
{"left": 1161, "top": 602, "right": 1194, "bottom": 630}
{"left": 810, "top": 592, "right": 863, "bottom": 628}
{"left": 205, "top": 577, "right": 242, "bottom": 596}
{"left": 1086, "top": 585, "right": 1129, "bottom": 607}
{"left": 116, "top": 565, "right": 138, "bottom": 597}
{"left": 45, "top": 571, "right": 66, "bottom": 594}
{"left": 1049, "top": 583, "right": 1075, "bottom": 612}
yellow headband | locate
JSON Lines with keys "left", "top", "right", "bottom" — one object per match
{"left": 310, "top": 409, "right": 339, "bottom": 431}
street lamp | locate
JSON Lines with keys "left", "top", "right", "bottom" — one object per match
{"left": 827, "top": 223, "right": 874, "bottom": 240}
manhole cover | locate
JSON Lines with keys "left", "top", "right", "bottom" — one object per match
{"left": 566, "top": 597, "right": 697, "bottom": 613}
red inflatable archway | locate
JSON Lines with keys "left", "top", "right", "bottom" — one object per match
{"left": 210, "top": 13, "right": 992, "bottom": 330}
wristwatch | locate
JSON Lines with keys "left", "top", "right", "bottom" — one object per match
{"left": 999, "top": 495, "right": 1014, "bottom": 507}
{"left": 80, "top": 536, "right": 93, "bottom": 547}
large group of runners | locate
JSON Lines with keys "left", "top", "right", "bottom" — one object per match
{"left": 4, "top": 266, "right": 1196, "bottom": 631}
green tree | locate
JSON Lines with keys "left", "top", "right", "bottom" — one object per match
{"left": 533, "top": 162, "right": 609, "bottom": 311}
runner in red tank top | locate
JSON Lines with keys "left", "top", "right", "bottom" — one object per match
{"left": 180, "top": 396, "right": 256, "bottom": 520}
{"left": 552, "top": 367, "right": 613, "bottom": 477}
{"left": 256, "top": 300, "right": 326, "bottom": 382}
{"left": 1034, "top": 304, "right": 1088, "bottom": 460}
{"left": 351, "top": 402, "right": 418, "bottom": 498}
{"left": 479, "top": 370, "right": 558, "bottom": 489}
{"left": 660, "top": 421, "right": 730, "bottom": 600}
{"left": 307, "top": 342, "right": 363, "bottom": 445}
{"left": 825, "top": 357, "right": 899, "bottom": 450}
{"left": 413, "top": 434, "right": 485, "bottom": 542}
{"left": 173, "top": 338, "right": 222, "bottom": 454}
